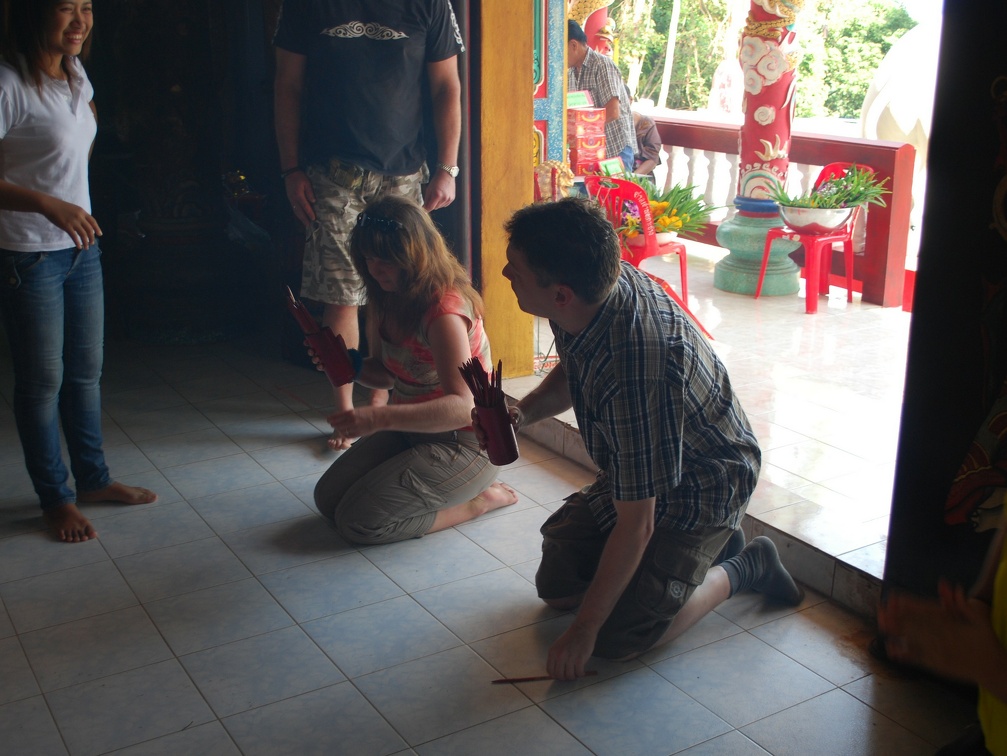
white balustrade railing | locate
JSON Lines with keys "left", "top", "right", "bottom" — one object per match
{"left": 648, "top": 112, "right": 915, "bottom": 307}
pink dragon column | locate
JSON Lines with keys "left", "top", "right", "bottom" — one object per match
{"left": 714, "top": 0, "right": 805, "bottom": 296}
{"left": 737, "top": 1, "right": 801, "bottom": 201}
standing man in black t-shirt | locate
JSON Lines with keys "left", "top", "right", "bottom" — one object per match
{"left": 274, "top": 1, "right": 464, "bottom": 450}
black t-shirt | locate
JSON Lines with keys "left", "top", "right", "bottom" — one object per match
{"left": 274, "top": 0, "right": 464, "bottom": 174}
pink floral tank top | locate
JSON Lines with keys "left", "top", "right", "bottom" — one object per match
{"left": 380, "top": 290, "right": 491, "bottom": 408}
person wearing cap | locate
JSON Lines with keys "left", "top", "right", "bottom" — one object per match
{"left": 567, "top": 18, "right": 636, "bottom": 172}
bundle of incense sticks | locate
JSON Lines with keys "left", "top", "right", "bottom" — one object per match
{"left": 459, "top": 357, "right": 503, "bottom": 408}
{"left": 285, "top": 286, "right": 356, "bottom": 387}
{"left": 458, "top": 357, "right": 519, "bottom": 466}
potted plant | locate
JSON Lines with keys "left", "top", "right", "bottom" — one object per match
{"left": 767, "top": 164, "right": 890, "bottom": 234}
{"left": 620, "top": 175, "right": 713, "bottom": 243}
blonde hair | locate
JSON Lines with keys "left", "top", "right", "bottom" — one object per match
{"left": 350, "top": 195, "right": 483, "bottom": 335}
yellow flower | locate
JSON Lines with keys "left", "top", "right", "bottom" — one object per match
{"left": 614, "top": 175, "right": 712, "bottom": 239}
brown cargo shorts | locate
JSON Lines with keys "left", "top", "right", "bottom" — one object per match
{"left": 536, "top": 493, "right": 732, "bottom": 658}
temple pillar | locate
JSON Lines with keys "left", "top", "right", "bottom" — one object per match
{"left": 714, "top": 1, "right": 804, "bottom": 296}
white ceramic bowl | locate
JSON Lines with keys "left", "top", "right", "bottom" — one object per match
{"left": 779, "top": 205, "right": 853, "bottom": 234}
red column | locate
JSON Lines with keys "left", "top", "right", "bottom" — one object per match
{"left": 736, "top": 3, "right": 803, "bottom": 205}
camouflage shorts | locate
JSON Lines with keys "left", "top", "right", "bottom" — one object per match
{"left": 300, "top": 160, "right": 426, "bottom": 306}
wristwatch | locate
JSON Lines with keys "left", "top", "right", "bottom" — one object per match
{"left": 438, "top": 163, "right": 460, "bottom": 178}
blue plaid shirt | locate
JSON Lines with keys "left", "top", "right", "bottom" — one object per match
{"left": 568, "top": 47, "right": 635, "bottom": 158}
{"left": 553, "top": 263, "right": 761, "bottom": 532}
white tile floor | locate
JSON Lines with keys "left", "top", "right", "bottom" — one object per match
{"left": 0, "top": 245, "right": 979, "bottom": 755}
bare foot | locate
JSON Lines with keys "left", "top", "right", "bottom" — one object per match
{"left": 427, "top": 482, "right": 519, "bottom": 533}
{"left": 44, "top": 503, "right": 98, "bottom": 543}
{"left": 78, "top": 481, "right": 158, "bottom": 505}
{"left": 471, "top": 482, "right": 519, "bottom": 517}
{"left": 327, "top": 434, "right": 355, "bottom": 452}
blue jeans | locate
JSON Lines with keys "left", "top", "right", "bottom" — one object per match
{"left": 0, "top": 245, "right": 111, "bottom": 511}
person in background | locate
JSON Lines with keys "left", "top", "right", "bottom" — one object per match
{"left": 313, "top": 195, "right": 517, "bottom": 545}
{"left": 879, "top": 509, "right": 1007, "bottom": 755}
{"left": 633, "top": 108, "right": 662, "bottom": 179}
{"left": 567, "top": 19, "right": 635, "bottom": 173}
{"left": 493, "top": 197, "right": 802, "bottom": 679}
{"left": 0, "top": 0, "right": 157, "bottom": 543}
{"left": 274, "top": 0, "right": 463, "bottom": 450}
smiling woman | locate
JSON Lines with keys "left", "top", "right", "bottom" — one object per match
{"left": 0, "top": 0, "right": 158, "bottom": 543}
{"left": 44, "top": 1, "right": 93, "bottom": 74}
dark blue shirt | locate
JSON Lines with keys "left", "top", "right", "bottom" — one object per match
{"left": 274, "top": 0, "right": 464, "bottom": 174}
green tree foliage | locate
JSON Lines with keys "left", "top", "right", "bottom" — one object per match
{"left": 611, "top": 0, "right": 917, "bottom": 117}
{"left": 618, "top": 0, "right": 728, "bottom": 110}
{"left": 615, "top": 0, "right": 659, "bottom": 70}
{"left": 796, "top": 1, "right": 917, "bottom": 118}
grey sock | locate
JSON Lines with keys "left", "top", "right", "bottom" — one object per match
{"left": 714, "top": 527, "right": 746, "bottom": 565}
{"left": 721, "top": 536, "right": 804, "bottom": 605}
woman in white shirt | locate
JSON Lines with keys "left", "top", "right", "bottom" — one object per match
{"left": 0, "top": 0, "right": 156, "bottom": 543}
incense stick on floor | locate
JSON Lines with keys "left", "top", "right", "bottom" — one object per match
{"left": 491, "top": 671, "right": 598, "bottom": 684}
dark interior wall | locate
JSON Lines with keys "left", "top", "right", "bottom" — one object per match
{"left": 884, "top": 1, "right": 1007, "bottom": 594}
{"left": 90, "top": 2, "right": 279, "bottom": 216}
{"left": 433, "top": 0, "right": 471, "bottom": 269}
{"left": 222, "top": 1, "right": 275, "bottom": 185}
{"left": 86, "top": 2, "right": 275, "bottom": 342}
{"left": 87, "top": 1, "right": 472, "bottom": 342}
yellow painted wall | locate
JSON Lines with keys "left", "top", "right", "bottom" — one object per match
{"left": 477, "top": 1, "right": 535, "bottom": 378}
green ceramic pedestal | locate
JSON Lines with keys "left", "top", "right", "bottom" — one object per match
{"left": 714, "top": 211, "right": 800, "bottom": 296}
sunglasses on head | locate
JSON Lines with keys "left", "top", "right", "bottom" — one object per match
{"left": 356, "top": 212, "right": 402, "bottom": 232}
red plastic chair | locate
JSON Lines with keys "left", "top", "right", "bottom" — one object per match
{"left": 755, "top": 162, "right": 872, "bottom": 314}
{"left": 584, "top": 175, "right": 688, "bottom": 303}
{"left": 585, "top": 175, "right": 712, "bottom": 340}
